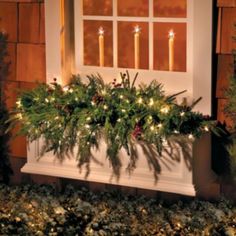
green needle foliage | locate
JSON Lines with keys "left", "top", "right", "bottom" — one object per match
{"left": 224, "top": 53, "right": 236, "bottom": 181}
{"left": 10, "top": 72, "right": 218, "bottom": 176}
{"left": 0, "top": 32, "right": 13, "bottom": 184}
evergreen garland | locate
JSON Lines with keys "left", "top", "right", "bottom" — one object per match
{"left": 10, "top": 72, "right": 219, "bottom": 175}
{"left": 0, "top": 32, "right": 13, "bottom": 183}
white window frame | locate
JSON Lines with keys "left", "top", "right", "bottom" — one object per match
{"left": 45, "top": 0, "right": 213, "bottom": 115}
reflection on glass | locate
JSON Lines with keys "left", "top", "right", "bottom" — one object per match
{"left": 83, "top": 0, "right": 112, "bottom": 16}
{"left": 154, "top": 0, "right": 187, "bottom": 18}
{"left": 118, "top": 22, "right": 149, "bottom": 69}
{"left": 154, "top": 22, "right": 186, "bottom": 72}
{"left": 84, "top": 20, "right": 113, "bottom": 67}
{"left": 118, "top": 0, "right": 149, "bottom": 17}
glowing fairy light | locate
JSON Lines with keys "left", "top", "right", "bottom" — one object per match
{"left": 150, "top": 125, "right": 155, "bottom": 131}
{"left": 137, "top": 97, "right": 143, "bottom": 104}
{"left": 160, "top": 106, "right": 170, "bottom": 114}
{"left": 15, "top": 113, "right": 23, "bottom": 120}
{"left": 149, "top": 98, "right": 154, "bottom": 106}
{"left": 85, "top": 124, "right": 90, "bottom": 129}
{"left": 188, "top": 134, "right": 194, "bottom": 140}
{"left": 63, "top": 87, "right": 69, "bottom": 92}
{"left": 16, "top": 100, "right": 22, "bottom": 108}
{"left": 103, "top": 105, "right": 108, "bottom": 110}
{"left": 180, "top": 112, "right": 185, "bottom": 117}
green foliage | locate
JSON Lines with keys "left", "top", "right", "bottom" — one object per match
{"left": 10, "top": 72, "right": 218, "bottom": 175}
{"left": 227, "top": 137, "right": 236, "bottom": 182}
{"left": 224, "top": 54, "right": 236, "bottom": 180}
{"left": 0, "top": 32, "right": 13, "bottom": 183}
{"left": 224, "top": 55, "right": 236, "bottom": 127}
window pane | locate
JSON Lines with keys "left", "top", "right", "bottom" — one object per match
{"left": 153, "top": 22, "right": 186, "bottom": 72}
{"left": 118, "top": 22, "right": 149, "bottom": 69}
{"left": 154, "top": 0, "right": 187, "bottom": 18}
{"left": 83, "top": 0, "right": 112, "bottom": 16}
{"left": 118, "top": 0, "right": 149, "bottom": 17}
{"left": 83, "top": 20, "right": 113, "bottom": 67}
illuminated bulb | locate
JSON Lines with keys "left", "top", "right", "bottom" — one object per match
{"left": 98, "top": 26, "right": 104, "bottom": 35}
{"left": 126, "top": 99, "right": 130, "bottom": 103}
{"left": 180, "top": 112, "right": 185, "bottom": 117}
{"left": 150, "top": 125, "right": 155, "bottom": 131}
{"left": 157, "top": 123, "right": 163, "bottom": 128}
{"left": 133, "top": 25, "right": 141, "bottom": 34}
{"left": 45, "top": 98, "right": 49, "bottom": 103}
{"left": 149, "top": 98, "right": 154, "bottom": 106}
{"left": 50, "top": 97, "right": 55, "bottom": 102}
{"left": 188, "top": 134, "right": 194, "bottom": 140}
{"left": 117, "top": 118, "right": 121, "bottom": 122}
{"left": 91, "top": 101, "right": 95, "bottom": 106}
{"left": 16, "top": 100, "right": 22, "bottom": 108}
{"left": 174, "top": 130, "right": 179, "bottom": 134}
{"left": 160, "top": 106, "right": 169, "bottom": 114}
{"left": 86, "top": 117, "right": 91, "bottom": 121}
{"left": 58, "top": 124, "right": 62, "bottom": 128}
{"left": 85, "top": 124, "right": 90, "bottom": 129}
{"left": 103, "top": 105, "right": 108, "bottom": 110}
{"left": 204, "top": 126, "right": 209, "bottom": 132}
{"left": 63, "top": 87, "right": 69, "bottom": 92}
{"left": 69, "top": 88, "right": 73, "bottom": 93}
{"left": 121, "top": 109, "right": 126, "bottom": 113}
{"left": 168, "top": 30, "right": 175, "bottom": 39}
{"left": 16, "top": 113, "right": 23, "bottom": 120}
{"left": 163, "top": 138, "right": 168, "bottom": 146}
{"left": 75, "top": 97, "right": 78, "bottom": 101}
{"left": 55, "top": 116, "right": 59, "bottom": 120}
{"left": 137, "top": 97, "right": 143, "bottom": 104}
{"left": 119, "top": 95, "right": 124, "bottom": 99}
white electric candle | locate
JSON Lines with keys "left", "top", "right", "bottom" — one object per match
{"left": 134, "top": 25, "right": 141, "bottom": 69}
{"left": 98, "top": 27, "right": 105, "bottom": 67}
{"left": 168, "top": 30, "right": 175, "bottom": 71}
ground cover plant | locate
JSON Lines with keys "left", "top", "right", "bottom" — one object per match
{"left": 0, "top": 184, "right": 235, "bottom": 235}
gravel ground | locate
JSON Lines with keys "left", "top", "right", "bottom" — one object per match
{"left": 0, "top": 184, "right": 235, "bottom": 236}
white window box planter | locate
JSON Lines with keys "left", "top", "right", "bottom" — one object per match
{"left": 22, "top": 134, "right": 218, "bottom": 196}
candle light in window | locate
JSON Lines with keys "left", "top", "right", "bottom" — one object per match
{"left": 133, "top": 25, "right": 141, "bottom": 69}
{"left": 168, "top": 30, "right": 175, "bottom": 71}
{"left": 98, "top": 27, "right": 105, "bottom": 67}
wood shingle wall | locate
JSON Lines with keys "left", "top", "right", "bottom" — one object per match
{"left": 216, "top": 0, "right": 236, "bottom": 127}
{"left": 0, "top": 0, "right": 46, "bottom": 158}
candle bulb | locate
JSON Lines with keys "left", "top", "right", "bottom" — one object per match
{"left": 133, "top": 25, "right": 141, "bottom": 69}
{"left": 168, "top": 30, "right": 175, "bottom": 71}
{"left": 98, "top": 27, "right": 105, "bottom": 67}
